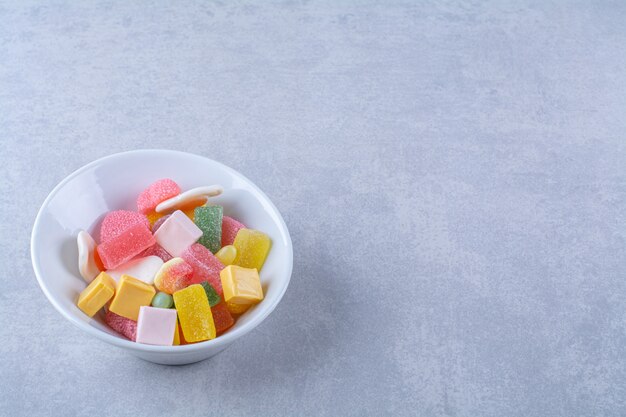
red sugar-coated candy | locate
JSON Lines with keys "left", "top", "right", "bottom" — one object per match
{"left": 211, "top": 302, "right": 234, "bottom": 334}
{"left": 100, "top": 210, "right": 149, "bottom": 243}
{"left": 181, "top": 243, "right": 224, "bottom": 295}
{"left": 97, "top": 223, "right": 155, "bottom": 269}
{"left": 152, "top": 214, "right": 170, "bottom": 233}
{"left": 137, "top": 179, "right": 181, "bottom": 214}
{"left": 139, "top": 244, "right": 173, "bottom": 262}
{"left": 105, "top": 310, "right": 137, "bottom": 341}
{"left": 222, "top": 216, "right": 246, "bottom": 247}
{"left": 154, "top": 258, "right": 194, "bottom": 294}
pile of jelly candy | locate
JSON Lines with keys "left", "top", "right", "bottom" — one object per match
{"left": 75, "top": 179, "right": 271, "bottom": 346}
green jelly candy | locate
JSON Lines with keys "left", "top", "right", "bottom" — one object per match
{"left": 194, "top": 205, "right": 223, "bottom": 254}
{"left": 151, "top": 292, "right": 174, "bottom": 309}
{"left": 200, "top": 281, "right": 221, "bottom": 307}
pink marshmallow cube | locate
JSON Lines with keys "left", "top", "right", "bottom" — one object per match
{"left": 97, "top": 222, "right": 156, "bottom": 270}
{"left": 136, "top": 306, "right": 177, "bottom": 346}
{"left": 221, "top": 216, "right": 246, "bottom": 247}
{"left": 181, "top": 243, "right": 225, "bottom": 295}
{"left": 154, "top": 210, "right": 202, "bottom": 257}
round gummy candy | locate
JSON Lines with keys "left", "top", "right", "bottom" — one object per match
{"left": 152, "top": 292, "right": 174, "bottom": 309}
{"left": 137, "top": 179, "right": 181, "bottom": 214}
{"left": 100, "top": 210, "right": 150, "bottom": 243}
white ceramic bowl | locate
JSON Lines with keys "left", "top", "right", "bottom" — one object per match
{"left": 31, "top": 150, "right": 293, "bottom": 365}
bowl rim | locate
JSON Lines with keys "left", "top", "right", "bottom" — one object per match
{"left": 30, "top": 149, "right": 293, "bottom": 354}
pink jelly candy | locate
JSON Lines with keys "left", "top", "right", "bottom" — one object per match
{"left": 105, "top": 310, "right": 137, "bottom": 341}
{"left": 136, "top": 179, "right": 181, "bottom": 214}
{"left": 97, "top": 222, "right": 155, "bottom": 269}
{"left": 153, "top": 257, "right": 194, "bottom": 294}
{"left": 139, "top": 244, "right": 174, "bottom": 262}
{"left": 180, "top": 243, "right": 225, "bottom": 294}
{"left": 100, "top": 210, "right": 150, "bottom": 243}
{"left": 221, "top": 216, "right": 246, "bottom": 247}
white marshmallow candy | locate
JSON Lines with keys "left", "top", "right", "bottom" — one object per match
{"left": 77, "top": 230, "right": 100, "bottom": 283}
{"left": 106, "top": 255, "right": 164, "bottom": 284}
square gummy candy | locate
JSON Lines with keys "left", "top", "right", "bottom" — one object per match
{"left": 173, "top": 284, "right": 216, "bottom": 343}
{"left": 181, "top": 243, "right": 225, "bottom": 294}
{"left": 105, "top": 310, "right": 137, "bottom": 341}
{"left": 194, "top": 205, "right": 223, "bottom": 254}
{"left": 221, "top": 216, "right": 245, "bottom": 247}
{"left": 97, "top": 222, "right": 155, "bottom": 270}
{"left": 211, "top": 302, "right": 234, "bottom": 334}
{"left": 200, "top": 282, "right": 221, "bottom": 307}
{"left": 233, "top": 229, "right": 271, "bottom": 272}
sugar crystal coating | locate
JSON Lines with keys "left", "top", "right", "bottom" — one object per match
{"left": 221, "top": 216, "right": 245, "bottom": 247}
{"left": 100, "top": 210, "right": 149, "bottom": 243}
{"left": 181, "top": 243, "right": 224, "bottom": 295}
{"left": 105, "top": 310, "right": 137, "bottom": 341}
{"left": 200, "top": 282, "right": 221, "bottom": 307}
{"left": 97, "top": 222, "right": 156, "bottom": 270}
{"left": 137, "top": 179, "right": 181, "bottom": 214}
{"left": 154, "top": 257, "right": 194, "bottom": 294}
{"left": 233, "top": 229, "right": 271, "bottom": 272}
{"left": 194, "top": 205, "right": 223, "bottom": 253}
{"left": 139, "top": 244, "right": 173, "bottom": 262}
{"left": 173, "top": 284, "right": 216, "bottom": 342}
{"left": 211, "top": 302, "right": 234, "bottom": 334}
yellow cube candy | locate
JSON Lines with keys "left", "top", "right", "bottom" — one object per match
{"left": 109, "top": 275, "right": 156, "bottom": 321}
{"left": 233, "top": 229, "right": 271, "bottom": 271}
{"left": 77, "top": 272, "right": 116, "bottom": 317}
{"left": 220, "top": 265, "right": 264, "bottom": 305}
{"left": 173, "top": 284, "right": 215, "bottom": 342}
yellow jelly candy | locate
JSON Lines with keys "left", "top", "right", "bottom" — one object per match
{"left": 215, "top": 245, "right": 237, "bottom": 265}
{"left": 77, "top": 272, "right": 116, "bottom": 317}
{"left": 109, "top": 275, "right": 156, "bottom": 321}
{"left": 173, "top": 284, "right": 215, "bottom": 342}
{"left": 226, "top": 301, "right": 251, "bottom": 315}
{"left": 233, "top": 229, "right": 271, "bottom": 271}
{"left": 146, "top": 211, "right": 165, "bottom": 227}
{"left": 220, "top": 265, "right": 264, "bottom": 305}
{"left": 173, "top": 321, "right": 180, "bottom": 346}
{"left": 183, "top": 207, "right": 196, "bottom": 222}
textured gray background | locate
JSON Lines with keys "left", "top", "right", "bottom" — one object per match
{"left": 1, "top": 1, "right": 625, "bottom": 416}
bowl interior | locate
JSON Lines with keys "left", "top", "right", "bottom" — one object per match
{"left": 31, "top": 150, "right": 292, "bottom": 352}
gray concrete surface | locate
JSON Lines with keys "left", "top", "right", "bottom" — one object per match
{"left": 1, "top": 1, "right": 625, "bottom": 416}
